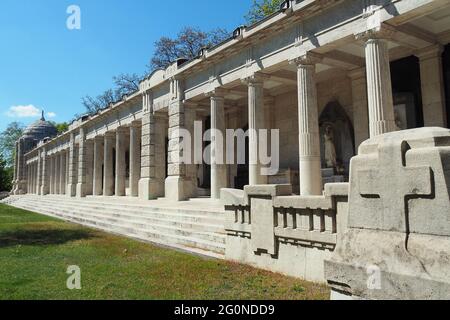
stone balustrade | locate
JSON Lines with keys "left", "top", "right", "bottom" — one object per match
{"left": 222, "top": 183, "right": 349, "bottom": 283}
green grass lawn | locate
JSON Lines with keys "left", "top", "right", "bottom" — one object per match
{"left": 0, "top": 203, "right": 329, "bottom": 300}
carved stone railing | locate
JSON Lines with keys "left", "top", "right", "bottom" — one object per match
{"left": 222, "top": 183, "right": 349, "bottom": 282}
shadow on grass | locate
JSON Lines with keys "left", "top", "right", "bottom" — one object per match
{"left": 0, "top": 228, "right": 95, "bottom": 248}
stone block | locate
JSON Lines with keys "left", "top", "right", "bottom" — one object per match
{"left": 325, "top": 127, "right": 450, "bottom": 300}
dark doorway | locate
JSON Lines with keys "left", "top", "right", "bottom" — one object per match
{"left": 390, "top": 56, "right": 424, "bottom": 129}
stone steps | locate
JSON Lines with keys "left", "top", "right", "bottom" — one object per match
{"left": 18, "top": 197, "right": 225, "bottom": 232}
{"left": 4, "top": 196, "right": 226, "bottom": 259}
{"left": 17, "top": 201, "right": 225, "bottom": 244}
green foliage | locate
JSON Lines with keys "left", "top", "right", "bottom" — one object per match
{"left": 245, "top": 0, "right": 284, "bottom": 24}
{"left": 150, "top": 27, "right": 230, "bottom": 71}
{"left": 50, "top": 122, "right": 69, "bottom": 134}
{"left": 0, "top": 122, "right": 24, "bottom": 168}
{"left": 0, "top": 155, "right": 13, "bottom": 192}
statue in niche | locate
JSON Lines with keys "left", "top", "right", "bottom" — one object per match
{"left": 324, "top": 125, "right": 337, "bottom": 169}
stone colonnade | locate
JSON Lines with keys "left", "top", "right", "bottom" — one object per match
{"left": 22, "top": 28, "right": 446, "bottom": 200}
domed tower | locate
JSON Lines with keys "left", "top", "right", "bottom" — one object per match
{"left": 12, "top": 111, "right": 58, "bottom": 195}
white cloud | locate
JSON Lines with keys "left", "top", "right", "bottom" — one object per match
{"left": 5, "top": 105, "right": 57, "bottom": 120}
{"left": 6, "top": 105, "right": 40, "bottom": 118}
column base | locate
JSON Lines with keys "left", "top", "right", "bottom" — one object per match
{"left": 67, "top": 184, "right": 76, "bottom": 197}
{"left": 138, "top": 178, "right": 164, "bottom": 200}
{"left": 76, "top": 183, "right": 86, "bottom": 198}
{"left": 40, "top": 186, "right": 49, "bottom": 196}
{"left": 299, "top": 157, "right": 323, "bottom": 196}
{"left": 164, "top": 176, "right": 196, "bottom": 202}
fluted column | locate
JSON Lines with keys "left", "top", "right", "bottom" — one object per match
{"left": 362, "top": 27, "right": 396, "bottom": 137}
{"left": 36, "top": 150, "right": 42, "bottom": 195}
{"left": 292, "top": 53, "right": 323, "bottom": 196}
{"left": 54, "top": 154, "right": 60, "bottom": 194}
{"left": 12, "top": 141, "right": 18, "bottom": 192}
{"left": 103, "top": 132, "right": 115, "bottom": 196}
{"left": 129, "top": 123, "right": 141, "bottom": 197}
{"left": 14, "top": 139, "right": 26, "bottom": 194}
{"left": 93, "top": 136, "right": 104, "bottom": 196}
{"left": 208, "top": 89, "right": 228, "bottom": 199}
{"left": 49, "top": 156, "right": 54, "bottom": 194}
{"left": 41, "top": 148, "right": 49, "bottom": 195}
{"left": 243, "top": 74, "right": 267, "bottom": 186}
{"left": 349, "top": 68, "right": 370, "bottom": 149}
{"left": 417, "top": 44, "right": 447, "bottom": 127}
{"left": 76, "top": 128, "right": 88, "bottom": 198}
{"left": 67, "top": 132, "right": 78, "bottom": 197}
{"left": 59, "top": 151, "right": 66, "bottom": 195}
{"left": 115, "top": 127, "right": 127, "bottom": 197}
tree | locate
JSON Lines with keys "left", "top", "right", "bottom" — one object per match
{"left": 149, "top": 27, "right": 230, "bottom": 70}
{"left": 0, "top": 122, "right": 24, "bottom": 168}
{"left": 50, "top": 122, "right": 69, "bottom": 134}
{"left": 81, "top": 73, "right": 141, "bottom": 116}
{"left": 245, "top": 0, "right": 283, "bottom": 24}
{"left": 0, "top": 155, "right": 12, "bottom": 192}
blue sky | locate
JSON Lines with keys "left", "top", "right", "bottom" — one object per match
{"left": 0, "top": 0, "right": 252, "bottom": 131}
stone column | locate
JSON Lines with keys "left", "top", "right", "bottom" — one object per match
{"left": 115, "top": 127, "right": 127, "bottom": 197}
{"left": 208, "top": 89, "right": 228, "bottom": 199}
{"left": 27, "top": 164, "right": 31, "bottom": 194}
{"left": 417, "top": 44, "right": 447, "bottom": 127}
{"left": 139, "top": 90, "right": 166, "bottom": 200}
{"left": 349, "top": 68, "right": 370, "bottom": 149}
{"left": 36, "top": 150, "right": 42, "bottom": 195}
{"left": 59, "top": 151, "right": 66, "bottom": 195}
{"left": 65, "top": 151, "right": 70, "bottom": 195}
{"left": 49, "top": 156, "right": 54, "bottom": 195}
{"left": 14, "top": 139, "right": 26, "bottom": 194}
{"left": 363, "top": 29, "right": 396, "bottom": 137}
{"left": 85, "top": 140, "right": 94, "bottom": 196}
{"left": 67, "top": 132, "right": 78, "bottom": 197}
{"left": 12, "top": 141, "right": 18, "bottom": 190}
{"left": 103, "top": 132, "right": 115, "bottom": 196}
{"left": 93, "top": 136, "right": 104, "bottom": 196}
{"left": 129, "top": 122, "right": 141, "bottom": 197}
{"left": 243, "top": 74, "right": 267, "bottom": 186}
{"left": 76, "top": 128, "right": 88, "bottom": 198}
{"left": 41, "top": 148, "right": 49, "bottom": 195}
{"left": 54, "top": 154, "right": 60, "bottom": 194}
{"left": 32, "top": 163, "right": 36, "bottom": 194}
{"left": 292, "top": 53, "right": 323, "bottom": 196}
{"left": 165, "top": 79, "right": 194, "bottom": 201}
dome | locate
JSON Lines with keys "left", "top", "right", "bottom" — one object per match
{"left": 22, "top": 111, "right": 58, "bottom": 143}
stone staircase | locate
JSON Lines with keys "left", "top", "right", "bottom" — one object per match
{"left": 2, "top": 195, "right": 226, "bottom": 259}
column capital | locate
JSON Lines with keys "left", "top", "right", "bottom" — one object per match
{"left": 116, "top": 126, "right": 128, "bottom": 134}
{"left": 289, "top": 52, "right": 322, "bottom": 67}
{"left": 241, "top": 73, "right": 269, "bottom": 86}
{"left": 104, "top": 131, "right": 115, "bottom": 139}
{"left": 205, "top": 88, "right": 227, "bottom": 99}
{"left": 355, "top": 23, "right": 396, "bottom": 42}
{"left": 415, "top": 44, "right": 444, "bottom": 61}
{"left": 131, "top": 120, "right": 141, "bottom": 128}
